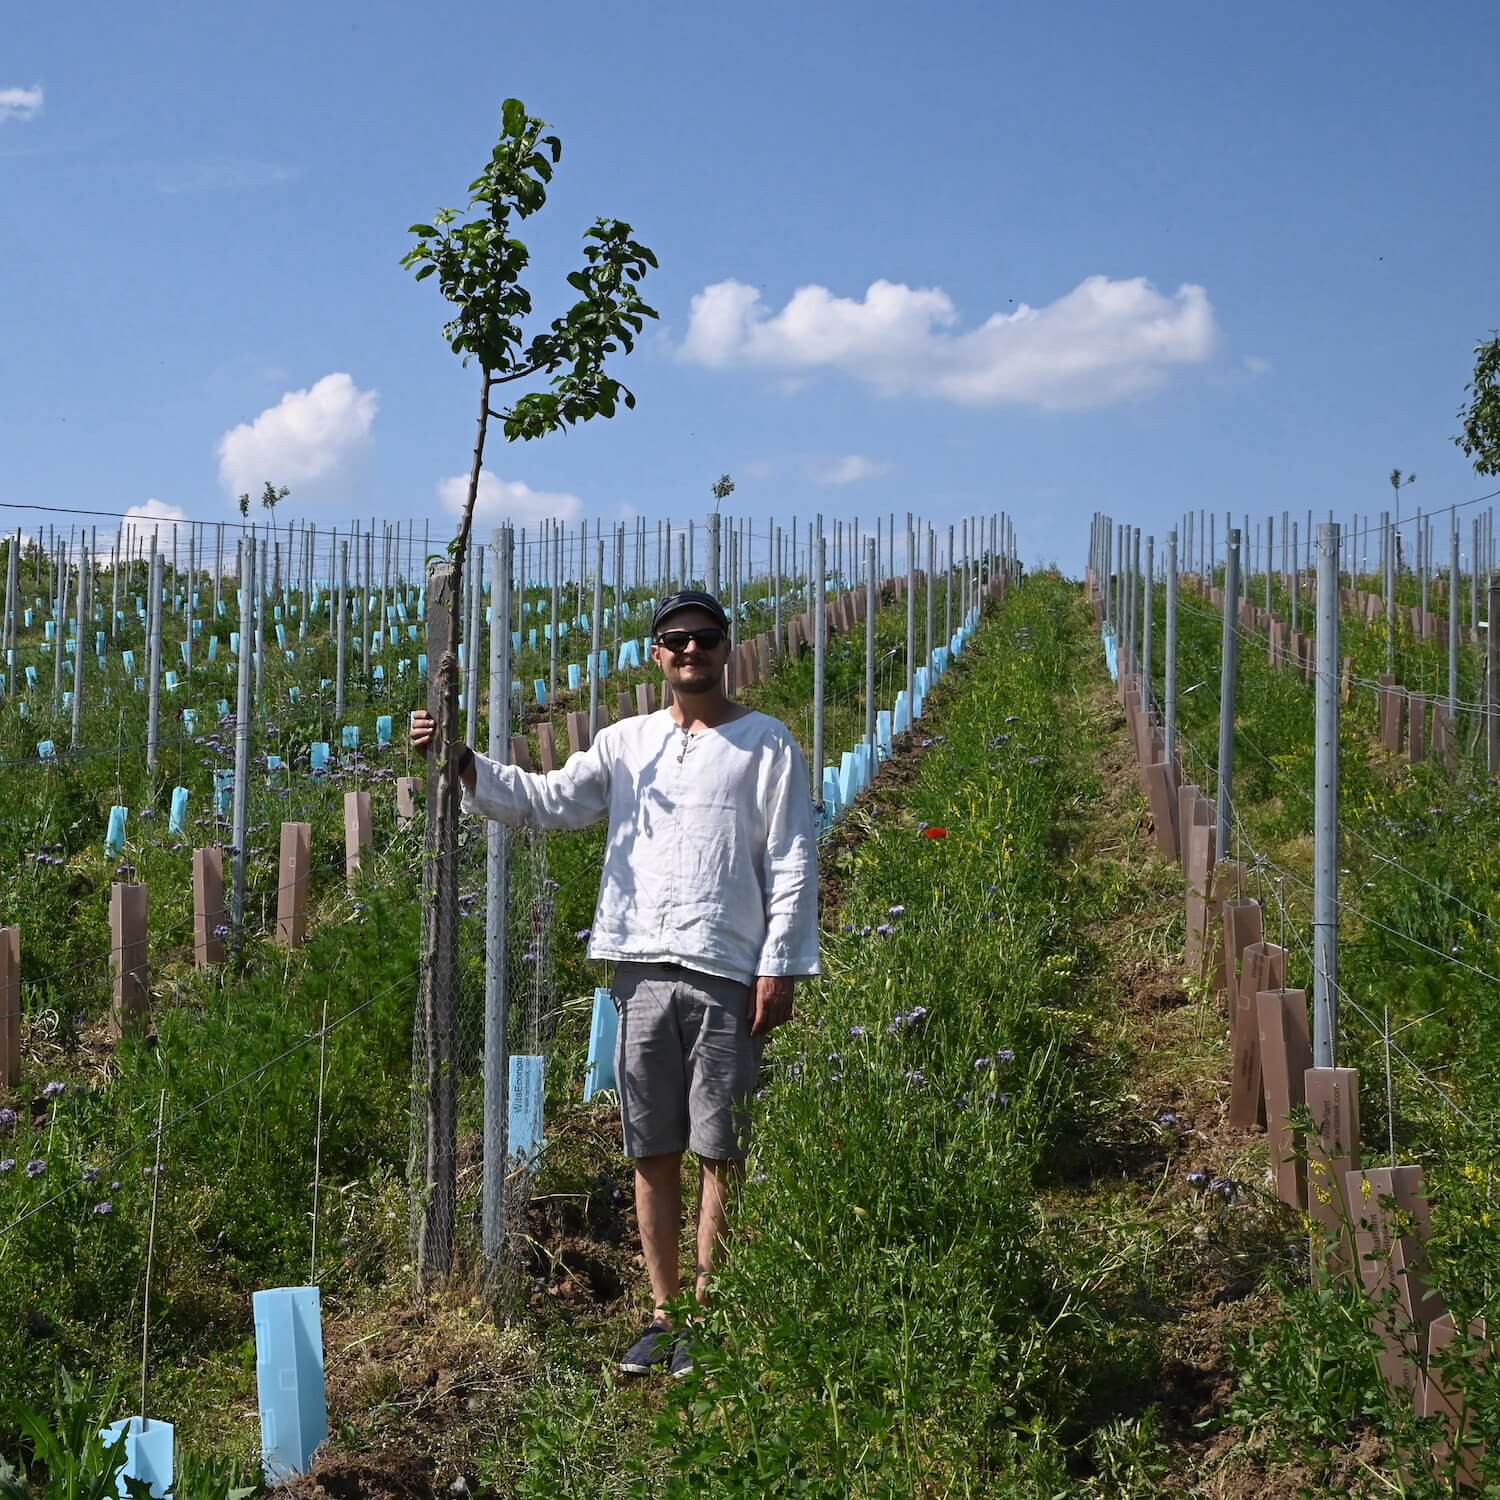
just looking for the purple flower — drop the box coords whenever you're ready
[1158,1111,1180,1128]
[109,1180,121,1191]
[1185,1171,1210,1190]
[887,905,906,918]
[875,924,895,937]
[575,929,592,942]
[93,1201,113,1216]
[849,1026,866,1039]
[0,1108,15,1129]
[0,1159,15,1174]
[24,1159,46,1178]
[996,1047,1015,1065]
[904,1069,927,1088]
[974,1056,992,1071]
[82,1167,101,1184]
[1209,1177,1239,1202]
[41,1081,65,1100]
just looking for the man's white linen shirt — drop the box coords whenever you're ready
[461,709,819,986]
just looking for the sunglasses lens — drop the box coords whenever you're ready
[659,629,724,651]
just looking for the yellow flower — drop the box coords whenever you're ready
[1360,1178,1373,1200]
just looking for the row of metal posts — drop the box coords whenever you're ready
[1091,498,1500,1077]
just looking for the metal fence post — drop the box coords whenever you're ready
[483,526,513,1264]
[230,535,255,937]
[1142,534,1154,715]
[812,529,826,807]
[1313,523,1341,1067]
[1449,520,1460,720]
[865,537,877,764]
[1164,530,1178,759]
[1215,529,1241,862]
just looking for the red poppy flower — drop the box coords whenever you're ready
[923,827,948,840]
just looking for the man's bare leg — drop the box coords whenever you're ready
[694,1155,744,1307]
[634,1151,684,1326]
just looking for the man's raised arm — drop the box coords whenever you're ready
[409,709,610,831]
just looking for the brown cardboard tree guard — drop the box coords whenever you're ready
[1144,760,1180,861]
[1303,1066,1360,1280]
[1183,821,1217,980]
[1207,861,1246,1004]
[1418,1313,1488,1488]
[566,709,590,757]
[1347,1165,1447,1402]
[1256,987,1312,1208]
[344,790,372,882]
[275,822,311,949]
[1407,692,1426,764]
[535,721,557,773]
[1222,902,1264,1024]
[396,776,420,823]
[192,848,225,969]
[1228,934,1280,1131]
[109,883,149,1038]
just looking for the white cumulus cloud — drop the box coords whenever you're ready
[0,86,43,123]
[217,373,377,497]
[815,454,890,486]
[680,274,1217,410]
[117,499,190,566]
[438,471,584,533]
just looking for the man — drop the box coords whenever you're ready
[410,588,818,1379]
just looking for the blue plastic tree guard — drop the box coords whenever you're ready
[533,678,547,706]
[99,1416,174,1499]
[213,770,233,816]
[252,1286,328,1485]
[169,787,190,834]
[341,724,360,749]
[105,806,128,857]
[509,1054,546,1169]
[567,663,582,691]
[37,739,55,760]
[310,742,330,774]
[583,990,618,1102]
[376,714,393,746]
[182,708,197,735]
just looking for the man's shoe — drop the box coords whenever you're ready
[619,1320,671,1376]
[669,1331,696,1380]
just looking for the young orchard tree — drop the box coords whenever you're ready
[1456,333,1500,476]
[402,97,657,1279]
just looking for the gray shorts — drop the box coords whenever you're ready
[612,961,766,1162]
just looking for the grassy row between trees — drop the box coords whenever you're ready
[501,570,1199,1497]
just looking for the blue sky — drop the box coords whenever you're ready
[4,1,1499,572]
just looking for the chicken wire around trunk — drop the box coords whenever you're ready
[407,817,561,1299]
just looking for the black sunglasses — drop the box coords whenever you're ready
[655,627,727,652]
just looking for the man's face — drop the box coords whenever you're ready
[651,606,730,692]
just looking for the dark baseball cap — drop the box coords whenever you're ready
[651,589,730,637]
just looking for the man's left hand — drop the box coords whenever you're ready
[749,975,795,1038]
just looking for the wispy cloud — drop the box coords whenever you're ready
[438,471,583,530]
[681,274,1218,411]
[813,454,890,486]
[153,158,302,194]
[0,85,43,124]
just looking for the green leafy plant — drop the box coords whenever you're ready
[1455,332,1500,474]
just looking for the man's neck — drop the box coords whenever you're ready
[668,687,742,732]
